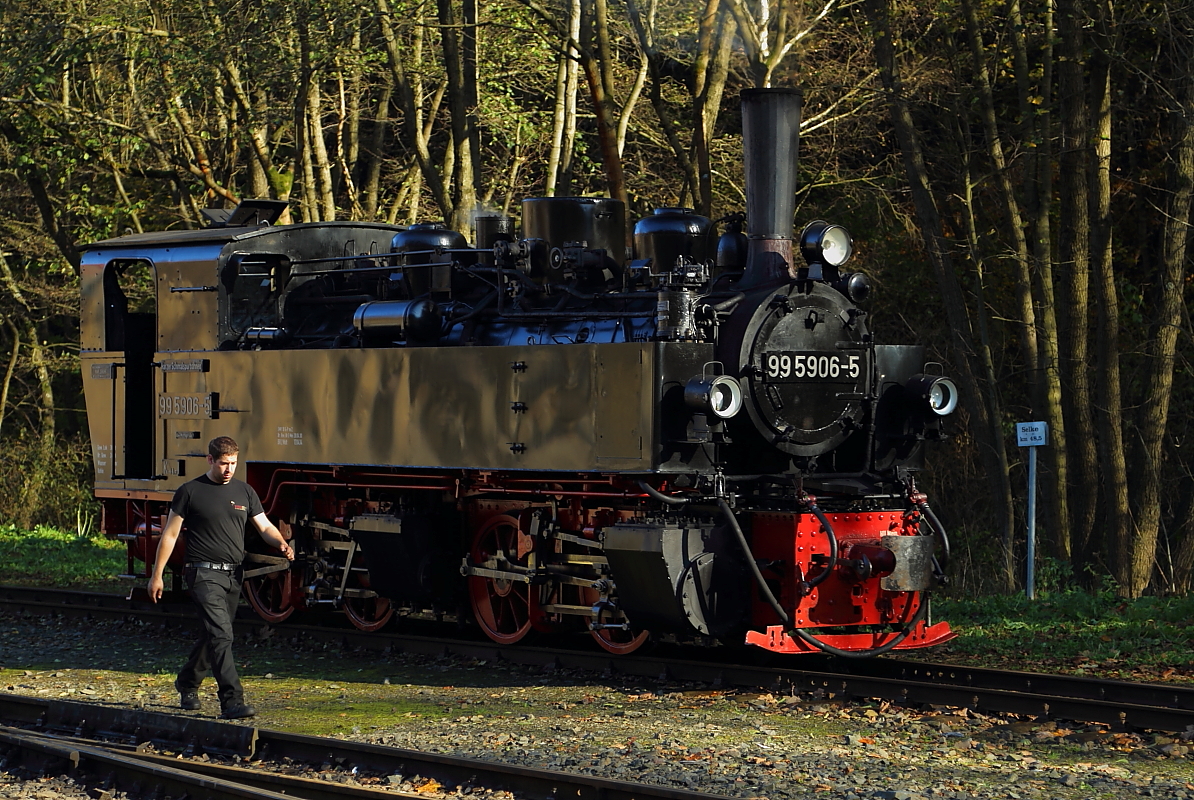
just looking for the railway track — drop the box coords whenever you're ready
[0,694,728,800]
[1,585,1191,732]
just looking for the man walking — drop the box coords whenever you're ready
[148,436,294,719]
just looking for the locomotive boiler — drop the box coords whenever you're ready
[81,89,956,656]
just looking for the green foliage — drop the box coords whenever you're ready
[0,435,99,532]
[0,523,127,591]
[934,589,1194,676]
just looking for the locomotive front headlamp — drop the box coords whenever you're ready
[685,374,744,419]
[800,220,853,268]
[905,374,959,416]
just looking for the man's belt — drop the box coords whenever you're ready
[185,561,241,571]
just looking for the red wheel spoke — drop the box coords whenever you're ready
[244,569,296,624]
[469,514,537,645]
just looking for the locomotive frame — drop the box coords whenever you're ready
[83,89,957,657]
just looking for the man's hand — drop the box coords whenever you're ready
[252,513,295,560]
[149,511,184,604]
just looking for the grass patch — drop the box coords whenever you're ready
[0,524,129,591]
[931,591,1194,682]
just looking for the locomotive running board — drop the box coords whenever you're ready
[744,621,956,655]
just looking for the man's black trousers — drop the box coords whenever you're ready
[176,567,244,708]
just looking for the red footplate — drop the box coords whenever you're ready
[745,621,956,654]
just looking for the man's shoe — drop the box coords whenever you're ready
[179,692,201,711]
[220,703,257,720]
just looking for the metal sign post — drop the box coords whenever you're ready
[1016,421,1048,600]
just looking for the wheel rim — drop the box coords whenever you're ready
[342,556,394,632]
[581,585,649,654]
[244,570,296,624]
[590,626,650,655]
[468,514,538,644]
[343,595,394,632]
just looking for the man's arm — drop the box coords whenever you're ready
[252,513,295,561]
[148,510,184,603]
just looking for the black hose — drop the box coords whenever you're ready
[637,480,691,506]
[718,498,790,625]
[918,502,951,569]
[789,596,929,659]
[803,500,839,590]
[709,292,746,313]
[444,292,498,332]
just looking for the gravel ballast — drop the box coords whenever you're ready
[0,610,1191,800]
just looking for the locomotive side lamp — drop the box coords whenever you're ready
[905,374,959,416]
[799,220,853,280]
[835,271,872,304]
[684,374,744,419]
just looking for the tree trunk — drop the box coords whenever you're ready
[1089,1,1130,587]
[545,38,571,196]
[307,76,337,221]
[626,0,700,205]
[961,0,1067,561]
[376,0,451,219]
[864,0,1016,590]
[1126,42,1194,597]
[1171,471,1194,593]
[1022,0,1069,563]
[957,136,1017,592]
[0,319,18,434]
[579,0,628,207]
[958,0,1039,400]
[438,0,478,230]
[0,122,81,271]
[335,70,363,219]
[692,0,735,217]
[0,253,55,530]
[1055,0,1099,565]
[362,81,393,220]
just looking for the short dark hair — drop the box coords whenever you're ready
[208,436,239,458]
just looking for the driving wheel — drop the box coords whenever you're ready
[468,514,541,644]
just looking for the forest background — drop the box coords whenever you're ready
[0,0,1191,599]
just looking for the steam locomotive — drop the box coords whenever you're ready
[82,89,956,657]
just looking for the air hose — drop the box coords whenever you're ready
[637,480,691,506]
[917,500,951,569]
[790,597,929,659]
[717,498,789,624]
[801,498,839,590]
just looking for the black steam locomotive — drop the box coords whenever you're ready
[84,89,956,656]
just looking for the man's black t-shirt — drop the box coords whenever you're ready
[170,475,265,564]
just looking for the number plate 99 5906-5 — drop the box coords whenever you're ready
[763,352,861,381]
[158,393,218,419]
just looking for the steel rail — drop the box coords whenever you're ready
[6,728,428,800]
[0,724,299,800]
[0,696,731,800]
[1,586,1192,731]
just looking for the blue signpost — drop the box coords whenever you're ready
[1016,421,1048,600]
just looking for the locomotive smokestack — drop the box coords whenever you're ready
[739,88,802,289]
